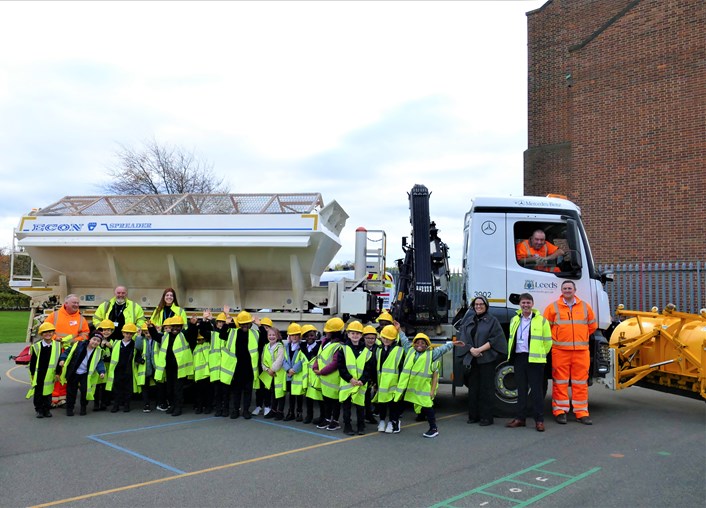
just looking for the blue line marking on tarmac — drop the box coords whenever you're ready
[91,416,217,437]
[87,435,187,475]
[250,418,342,440]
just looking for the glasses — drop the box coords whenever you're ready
[474,303,486,307]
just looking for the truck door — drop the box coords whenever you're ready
[465,211,507,313]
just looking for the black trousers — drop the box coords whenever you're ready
[513,353,545,422]
[377,400,402,422]
[165,365,184,410]
[193,379,212,409]
[230,375,253,412]
[420,406,437,429]
[33,372,51,412]
[305,397,324,419]
[213,381,230,412]
[341,398,365,428]
[66,373,88,410]
[466,360,495,422]
[141,374,165,407]
[112,373,133,408]
[322,395,340,423]
[285,382,303,414]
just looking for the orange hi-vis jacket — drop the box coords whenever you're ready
[46,307,89,342]
[543,296,597,350]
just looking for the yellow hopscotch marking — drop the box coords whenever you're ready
[5,365,31,385]
[30,412,463,507]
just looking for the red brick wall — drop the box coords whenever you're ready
[524,0,706,263]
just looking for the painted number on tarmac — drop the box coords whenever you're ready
[429,459,601,508]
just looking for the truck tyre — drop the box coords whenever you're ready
[492,361,548,418]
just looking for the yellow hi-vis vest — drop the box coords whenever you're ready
[398,350,438,409]
[221,328,260,388]
[508,309,553,363]
[59,342,103,401]
[26,341,62,398]
[208,330,224,382]
[105,340,141,393]
[259,342,286,398]
[373,345,405,403]
[305,351,323,401]
[318,341,342,399]
[136,336,159,387]
[287,347,308,396]
[154,332,194,382]
[338,345,372,405]
[193,342,210,382]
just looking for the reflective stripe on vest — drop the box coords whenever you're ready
[399,350,437,408]
[375,346,404,403]
[318,341,342,398]
[338,346,371,405]
[260,342,286,398]
[26,341,62,398]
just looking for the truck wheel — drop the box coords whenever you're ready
[493,361,549,417]
[493,360,519,418]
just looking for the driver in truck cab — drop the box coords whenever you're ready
[516,229,565,273]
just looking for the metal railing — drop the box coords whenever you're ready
[598,261,705,315]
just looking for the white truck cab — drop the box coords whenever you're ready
[462,195,611,330]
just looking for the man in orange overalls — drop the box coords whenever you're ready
[44,295,89,407]
[516,229,565,272]
[544,280,597,425]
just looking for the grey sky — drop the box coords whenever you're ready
[0,0,547,269]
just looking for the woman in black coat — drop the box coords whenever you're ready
[457,295,507,426]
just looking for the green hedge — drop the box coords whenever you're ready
[0,291,30,310]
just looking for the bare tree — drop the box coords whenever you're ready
[103,139,229,195]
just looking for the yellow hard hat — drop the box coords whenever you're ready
[287,323,302,336]
[122,323,138,334]
[170,315,184,326]
[141,322,148,331]
[98,319,115,330]
[323,317,345,333]
[346,321,364,333]
[216,312,228,322]
[300,324,318,335]
[362,325,378,336]
[413,332,431,346]
[38,322,56,335]
[260,317,274,328]
[380,325,398,341]
[236,311,253,325]
[163,317,174,327]
[376,311,393,323]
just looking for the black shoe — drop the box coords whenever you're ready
[467,418,480,424]
[166,406,174,414]
[171,408,182,417]
[283,412,295,421]
[36,411,44,419]
[391,420,401,433]
[326,420,341,431]
[357,427,366,435]
[156,403,169,412]
[295,412,303,422]
[123,405,130,413]
[203,406,212,415]
[577,416,593,425]
[311,416,322,426]
[303,415,313,424]
[66,408,75,417]
[230,410,240,419]
[79,406,87,416]
[479,419,493,426]
[43,410,52,418]
[195,407,203,415]
[242,410,252,420]
[554,412,567,425]
[110,405,120,413]
[143,404,152,413]
[343,423,355,435]
[316,419,330,429]
[214,409,223,417]
[264,409,275,419]
[274,412,284,421]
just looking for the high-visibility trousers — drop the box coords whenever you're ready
[551,348,590,418]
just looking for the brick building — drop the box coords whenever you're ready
[524,0,705,264]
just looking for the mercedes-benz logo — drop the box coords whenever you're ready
[481,221,497,235]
